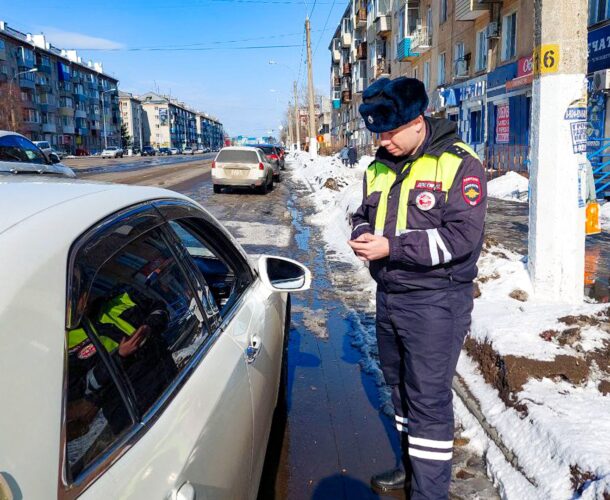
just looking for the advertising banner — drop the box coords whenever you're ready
[496,103,510,143]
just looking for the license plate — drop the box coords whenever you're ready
[226,169,247,178]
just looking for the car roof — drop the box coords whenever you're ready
[0,177,190,237]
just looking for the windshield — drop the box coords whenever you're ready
[105,147,117,151]
[216,149,259,163]
[0,135,47,164]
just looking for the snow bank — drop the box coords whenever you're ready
[487,171,529,202]
[601,201,610,231]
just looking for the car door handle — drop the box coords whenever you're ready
[171,481,196,500]
[246,335,262,363]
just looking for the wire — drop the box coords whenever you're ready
[69,43,302,52]
[309,0,318,18]
[313,0,337,56]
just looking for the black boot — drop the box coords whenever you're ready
[370,467,408,492]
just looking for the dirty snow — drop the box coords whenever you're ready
[602,201,610,231]
[290,151,610,499]
[487,171,529,202]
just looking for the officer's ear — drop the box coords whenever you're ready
[413,115,425,134]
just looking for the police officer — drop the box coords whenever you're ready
[347,77,486,499]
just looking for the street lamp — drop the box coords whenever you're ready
[101,87,117,149]
[269,61,300,151]
[8,67,38,131]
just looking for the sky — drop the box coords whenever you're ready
[0,0,347,137]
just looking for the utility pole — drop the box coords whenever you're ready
[305,17,317,157]
[294,80,301,151]
[287,104,294,149]
[528,0,588,302]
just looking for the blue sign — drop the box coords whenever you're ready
[588,23,610,73]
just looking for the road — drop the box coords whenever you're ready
[80,155,500,499]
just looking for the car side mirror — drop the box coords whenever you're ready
[257,255,311,292]
[50,152,61,164]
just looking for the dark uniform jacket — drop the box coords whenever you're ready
[351,118,487,292]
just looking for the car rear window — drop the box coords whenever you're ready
[216,150,259,163]
[255,146,274,154]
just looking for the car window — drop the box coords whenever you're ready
[65,226,209,479]
[167,219,244,317]
[258,146,273,154]
[216,149,258,163]
[0,135,47,164]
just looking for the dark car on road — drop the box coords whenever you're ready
[142,146,156,156]
[250,144,283,178]
[158,147,171,156]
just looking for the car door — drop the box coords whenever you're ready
[63,205,254,500]
[158,203,284,498]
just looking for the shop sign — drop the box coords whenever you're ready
[506,56,534,90]
[588,23,610,73]
[495,104,510,143]
[460,80,486,101]
[570,121,588,154]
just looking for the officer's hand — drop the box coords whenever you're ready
[118,325,151,357]
[347,235,390,261]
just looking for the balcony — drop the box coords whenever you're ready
[20,96,38,109]
[342,62,352,76]
[21,122,41,133]
[372,59,391,81]
[411,27,432,52]
[38,62,52,74]
[341,90,352,103]
[354,78,365,93]
[42,123,57,133]
[333,75,341,87]
[376,15,391,36]
[356,7,367,26]
[455,0,487,21]
[332,99,341,109]
[341,32,352,47]
[397,38,419,61]
[36,79,52,92]
[19,76,36,90]
[58,106,75,117]
[75,109,88,119]
[40,101,58,113]
[76,127,89,136]
[333,48,341,63]
[356,41,367,60]
[62,125,75,134]
[0,47,6,61]
[90,121,101,130]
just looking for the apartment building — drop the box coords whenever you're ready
[119,91,143,149]
[329,0,535,165]
[139,92,224,149]
[0,21,120,154]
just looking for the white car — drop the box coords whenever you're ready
[169,147,180,155]
[0,177,310,500]
[212,146,275,194]
[101,146,124,158]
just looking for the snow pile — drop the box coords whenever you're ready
[601,201,610,231]
[487,171,529,202]
[290,155,610,499]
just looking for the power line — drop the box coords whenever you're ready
[68,43,302,53]
[313,0,337,56]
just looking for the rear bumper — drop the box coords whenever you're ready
[212,176,265,187]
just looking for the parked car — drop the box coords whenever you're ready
[195,147,205,154]
[0,131,75,178]
[169,147,180,155]
[0,175,310,500]
[101,146,124,158]
[158,147,171,156]
[141,146,156,156]
[32,140,52,156]
[183,147,194,155]
[212,146,275,194]
[51,148,66,159]
[250,144,282,180]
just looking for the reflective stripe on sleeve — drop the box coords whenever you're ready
[394,415,408,424]
[409,436,454,449]
[353,222,370,232]
[430,228,452,264]
[408,448,453,461]
[426,230,440,266]
[396,422,408,433]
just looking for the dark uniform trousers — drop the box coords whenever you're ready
[376,282,473,500]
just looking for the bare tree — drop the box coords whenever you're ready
[0,82,24,132]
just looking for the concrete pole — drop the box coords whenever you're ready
[528,0,588,302]
[305,17,318,157]
[294,81,301,151]
[288,104,294,149]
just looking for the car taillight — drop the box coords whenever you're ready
[212,160,216,168]
[259,162,264,170]
[269,154,278,160]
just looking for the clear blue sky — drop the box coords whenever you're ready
[1,0,346,137]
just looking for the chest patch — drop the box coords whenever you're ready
[462,176,482,206]
[77,343,97,360]
[415,180,442,191]
[415,191,436,211]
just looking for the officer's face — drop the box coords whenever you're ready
[379,115,426,157]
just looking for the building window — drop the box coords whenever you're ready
[426,7,433,43]
[438,53,446,85]
[440,0,447,23]
[589,0,610,25]
[502,11,517,61]
[454,42,465,76]
[424,61,430,90]
[413,67,418,80]
[476,28,488,72]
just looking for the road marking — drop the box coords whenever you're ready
[222,221,292,248]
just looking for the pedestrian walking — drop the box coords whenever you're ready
[348,145,357,168]
[347,77,487,500]
[340,145,349,166]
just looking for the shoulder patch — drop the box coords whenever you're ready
[462,176,482,206]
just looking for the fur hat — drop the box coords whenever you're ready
[359,77,429,133]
